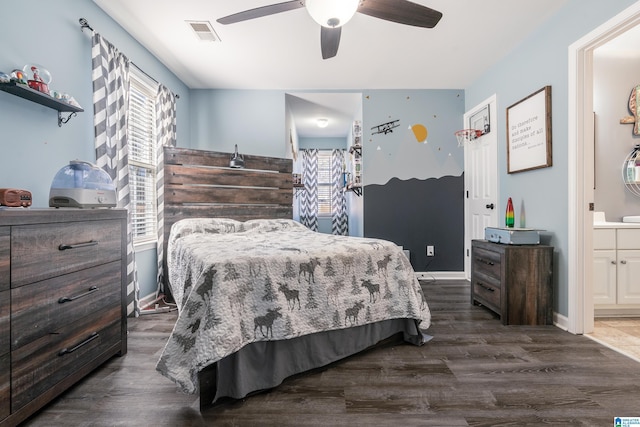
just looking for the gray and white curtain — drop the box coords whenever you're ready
[300,149,319,231]
[91,33,139,316]
[155,85,177,296]
[331,149,348,235]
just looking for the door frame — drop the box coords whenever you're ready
[463,94,498,279]
[568,2,640,334]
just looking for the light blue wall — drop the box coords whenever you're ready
[465,0,638,317]
[299,137,348,150]
[4,0,633,314]
[0,0,190,299]
[190,89,288,157]
[362,90,464,185]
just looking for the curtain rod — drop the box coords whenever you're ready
[79,18,180,99]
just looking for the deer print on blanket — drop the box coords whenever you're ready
[377,254,392,277]
[345,300,365,325]
[278,283,301,310]
[299,257,321,283]
[254,307,283,338]
[361,279,380,303]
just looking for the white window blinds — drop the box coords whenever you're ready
[317,151,333,216]
[128,68,158,244]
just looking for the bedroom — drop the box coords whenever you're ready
[1,0,640,425]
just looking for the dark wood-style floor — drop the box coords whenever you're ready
[22,280,640,426]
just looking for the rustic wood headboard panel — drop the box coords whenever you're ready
[162,146,293,287]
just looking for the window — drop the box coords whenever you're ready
[317,150,335,216]
[128,67,158,244]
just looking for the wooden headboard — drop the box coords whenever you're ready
[162,146,293,286]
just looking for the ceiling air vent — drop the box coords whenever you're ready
[186,21,221,42]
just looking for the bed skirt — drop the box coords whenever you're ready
[198,318,430,408]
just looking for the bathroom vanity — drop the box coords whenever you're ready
[593,215,640,316]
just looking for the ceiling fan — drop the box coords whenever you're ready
[216,0,443,60]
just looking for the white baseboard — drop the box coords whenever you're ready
[415,271,467,281]
[139,291,158,307]
[553,312,569,331]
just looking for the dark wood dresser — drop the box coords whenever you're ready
[0,209,127,426]
[471,239,553,325]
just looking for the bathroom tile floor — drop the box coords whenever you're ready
[587,317,640,362]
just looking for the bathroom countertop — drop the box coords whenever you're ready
[594,221,640,229]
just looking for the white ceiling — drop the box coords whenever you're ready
[93,0,575,137]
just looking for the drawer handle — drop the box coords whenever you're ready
[58,286,99,304]
[475,257,495,266]
[58,332,99,356]
[58,240,98,251]
[478,282,495,292]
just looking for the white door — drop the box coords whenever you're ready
[464,95,498,279]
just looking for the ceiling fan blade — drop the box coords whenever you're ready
[357,0,442,28]
[217,0,304,25]
[320,26,341,60]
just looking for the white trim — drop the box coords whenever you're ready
[415,271,467,281]
[134,239,157,253]
[568,2,640,335]
[553,311,570,332]
[138,291,159,307]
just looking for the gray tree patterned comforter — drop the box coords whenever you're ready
[156,218,431,394]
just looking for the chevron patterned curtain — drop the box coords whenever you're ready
[155,85,177,296]
[300,149,319,231]
[92,33,139,316]
[331,149,348,235]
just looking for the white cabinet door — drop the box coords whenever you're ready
[593,249,617,305]
[617,249,640,304]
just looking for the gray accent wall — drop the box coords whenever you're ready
[361,89,465,271]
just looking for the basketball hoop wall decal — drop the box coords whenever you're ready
[455,129,483,147]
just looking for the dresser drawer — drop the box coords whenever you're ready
[10,219,122,287]
[11,261,121,349]
[0,353,8,421]
[0,227,8,292]
[0,290,8,357]
[472,246,502,279]
[11,306,121,412]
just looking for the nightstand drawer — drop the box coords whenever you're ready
[10,219,122,287]
[472,246,501,279]
[11,261,121,349]
[472,274,501,311]
[11,306,121,412]
[0,228,8,292]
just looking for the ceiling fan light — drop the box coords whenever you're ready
[306,0,359,28]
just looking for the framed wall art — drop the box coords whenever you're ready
[506,86,552,173]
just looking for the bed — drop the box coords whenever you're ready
[156,147,431,408]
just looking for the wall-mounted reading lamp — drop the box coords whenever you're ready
[229,144,245,169]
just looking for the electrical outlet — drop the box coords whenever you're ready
[426,245,434,257]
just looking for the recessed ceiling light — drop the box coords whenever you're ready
[317,118,329,128]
